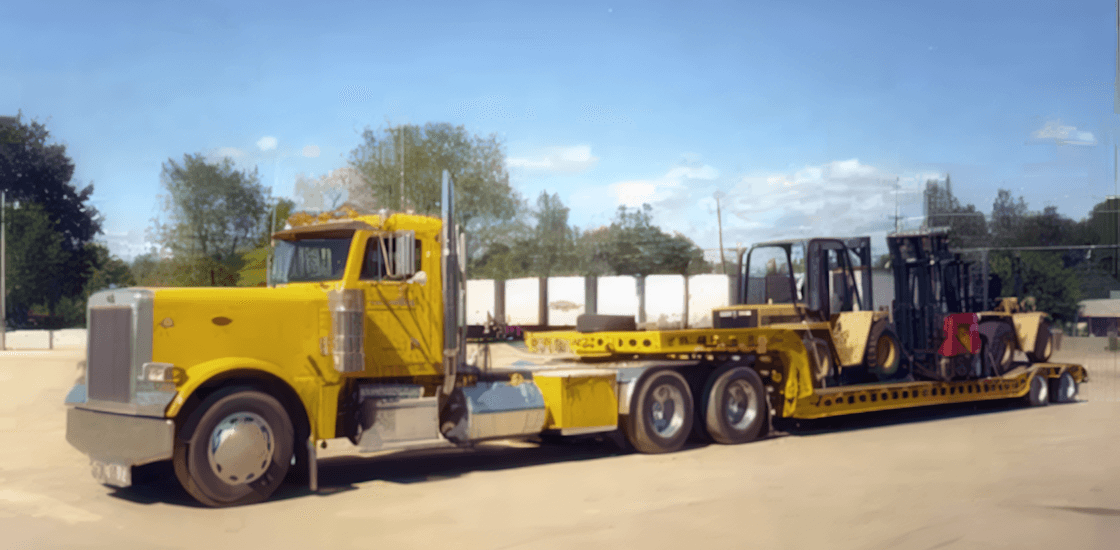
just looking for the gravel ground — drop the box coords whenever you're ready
[0,341,1117,549]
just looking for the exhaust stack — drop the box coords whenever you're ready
[441,170,461,394]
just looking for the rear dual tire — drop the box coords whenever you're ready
[1048,371,1078,404]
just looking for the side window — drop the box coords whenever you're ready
[360,237,386,280]
[360,234,423,280]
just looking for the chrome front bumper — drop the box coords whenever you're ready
[65,406,175,487]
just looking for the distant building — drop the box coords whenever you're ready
[1078,299,1120,337]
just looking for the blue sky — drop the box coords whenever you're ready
[2,0,1116,261]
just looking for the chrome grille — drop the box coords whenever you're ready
[87,306,133,402]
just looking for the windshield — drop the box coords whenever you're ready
[745,243,806,304]
[271,238,353,283]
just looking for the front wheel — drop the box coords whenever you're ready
[1026,320,1053,363]
[703,366,767,445]
[173,388,294,507]
[623,370,694,454]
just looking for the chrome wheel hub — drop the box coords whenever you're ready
[649,384,685,438]
[208,412,273,485]
[724,380,758,431]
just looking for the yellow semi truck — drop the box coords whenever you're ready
[65,172,1087,507]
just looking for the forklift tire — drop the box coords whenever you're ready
[865,323,902,381]
[702,366,767,445]
[576,314,636,333]
[1026,320,1053,363]
[979,321,1015,375]
[623,370,694,454]
[1049,371,1078,404]
[1022,374,1050,407]
[173,388,294,507]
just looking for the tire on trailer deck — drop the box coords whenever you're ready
[576,314,637,333]
[173,387,294,507]
[702,366,767,445]
[622,369,694,454]
[865,323,902,381]
[1049,371,1078,404]
[1026,320,1053,363]
[979,321,1016,375]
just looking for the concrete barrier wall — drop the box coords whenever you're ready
[3,329,87,350]
[688,275,730,328]
[466,279,496,325]
[645,275,685,328]
[546,277,585,326]
[597,276,639,319]
[505,278,541,325]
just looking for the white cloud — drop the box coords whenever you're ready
[301,145,320,158]
[608,163,720,209]
[257,136,278,151]
[1031,119,1096,146]
[507,145,599,173]
[207,147,245,161]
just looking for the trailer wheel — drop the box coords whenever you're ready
[1022,374,1050,407]
[173,388,294,507]
[703,366,766,445]
[623,370,694,454]
[1026,320,1053,363]
[865,323,902,381]
[576,314,636,333]
[979,321,1015,375]
[1049,371,1078,404]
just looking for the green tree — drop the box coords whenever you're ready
[600,204,709,276]
[0,114,104,320]
[152,154,270,285]
[989,188,1034,247]
[348,122,523,258]
[52,243,137,327]
[990,252,1081,321]
[529,191,578,277]
[0,114,101,251]
[924,175,989,249]
[3,202,66,326]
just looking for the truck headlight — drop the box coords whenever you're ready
[140,362,176,382]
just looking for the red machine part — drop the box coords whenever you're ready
[938,313,980,357]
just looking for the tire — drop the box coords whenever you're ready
[623,370,694,454]
[806,338,833,383]
[576,314,636,333]
[1022,374,1050,407]
[702,366,767,445]
[979,321,1015,375]
[173,388,294,507]
[865,323,902,381]
[1026,320,1053,363]
[1048,371,1078,404]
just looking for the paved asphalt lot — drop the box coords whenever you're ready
[1,340,1118,549]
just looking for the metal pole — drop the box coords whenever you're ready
[716,195,726,274]
[399,126,405,211]
[1,190,5,350]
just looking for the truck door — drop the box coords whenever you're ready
[354,232,438,377]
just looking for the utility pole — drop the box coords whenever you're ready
[399,126,405,211]
[715,193,726,274]
[893,177,901,233]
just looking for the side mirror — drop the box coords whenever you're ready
[407,271,428,286]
